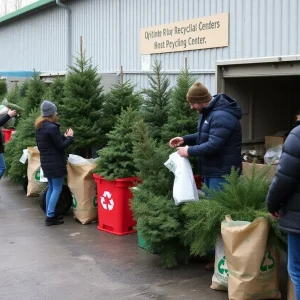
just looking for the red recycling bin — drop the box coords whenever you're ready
[93,174,138,236]
[2,128,16,143]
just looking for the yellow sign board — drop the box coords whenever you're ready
[140,13,229,55]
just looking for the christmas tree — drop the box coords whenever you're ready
[142,60,172,141]
[23,73,47,116]
[94,107,141,180]
[131,120,189,268]
[182,166,287,257]
[18,80,30,101]
[162,68,198,143]
[0,79,7,100]
[60,53,104,158]
[4,109,40,183]
[45,76,65,110]
[99,81,142,148]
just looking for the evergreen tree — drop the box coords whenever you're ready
[0,79,7,100]
[18,80,30,100]
[60,53,104,158]
[45,76,65,111]
[162,68,198,143]
[94,107,141,180]
[142,60,172,141]
[131,120,189,268]
[23,73,46,116]
[182,166,287,257]
[99,81,142,148]
[4,109,39,183]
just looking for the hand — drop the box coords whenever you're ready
[176,145,189,157]
[269,212,280,219]
[66,128,74,137]
[169,137,184,148]
[8,109,17,117]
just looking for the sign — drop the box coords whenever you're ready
[140,13,229,55]
[100,191,114,211]
[141,55,151,71]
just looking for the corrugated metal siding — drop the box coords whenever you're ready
[0,0,300,92]
[0,5,66,72]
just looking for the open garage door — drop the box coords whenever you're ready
[216,55,300,144]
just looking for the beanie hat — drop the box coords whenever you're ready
[186,82,212,103]
[41,100,57,117]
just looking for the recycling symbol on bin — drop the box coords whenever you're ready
[101,191,114,211]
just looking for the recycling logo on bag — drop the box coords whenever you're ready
[72,194,77,209]
[218,256,228,277]
[260,249,275,272]
[100,191,114,211]
[34,169,41,181]
[93,196,97,208]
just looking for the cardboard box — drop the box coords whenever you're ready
[265,131,288,150]
[242,162,277,180]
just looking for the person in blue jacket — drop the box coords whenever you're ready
[266,123,300,300]
[35,100,73,226]
[0,109,17,179]
[169,82,242,270]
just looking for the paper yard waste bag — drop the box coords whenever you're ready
[211,236,228,291]
[221,216,281,300]
[288,276,296,300]
[67,155,97,224]
[27,147,47,197]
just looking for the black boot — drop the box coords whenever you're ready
[55,215,64,220]
[45,216,64,226]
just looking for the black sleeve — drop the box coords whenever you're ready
[48,126,73,153]
[0,114,11,127]
[266,132,300,213]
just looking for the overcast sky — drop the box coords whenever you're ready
[0,0,37,17]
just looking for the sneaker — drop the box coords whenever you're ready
[55,215,64,220]
[45,216,64,226]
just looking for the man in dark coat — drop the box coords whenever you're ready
[0,109,17,179]
[266,125,300,299]
[169,82,242,189]
[169,82,243,271]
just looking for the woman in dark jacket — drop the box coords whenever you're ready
[0,109,17,179]
[266,123,300,300]
[35,100,73,226]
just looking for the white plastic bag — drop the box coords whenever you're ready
[164,152,199,205]
[211,236,228,291]
[68,154,97,165]
[19,149,29,164]
[264,145,282,165]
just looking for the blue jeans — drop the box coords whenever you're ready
[203,177,226,191]
[203,177,226,257]
[288,232,300,300]
[0,153,6,178]
[46,177,64,218]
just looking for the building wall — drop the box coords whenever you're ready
[0,0,300,93]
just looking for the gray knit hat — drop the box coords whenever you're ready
[41,100,57,117]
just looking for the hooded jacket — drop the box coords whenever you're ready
[266,125,300,233]
[183,94,242,178]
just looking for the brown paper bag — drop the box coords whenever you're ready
[288,276,296,300]
[221,216,281,300]
[27,147,47,197]
[67,156,97,225]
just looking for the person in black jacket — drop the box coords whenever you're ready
[35,100,73,226]
[169,82,242,271]
[0,109,17,179]
[169,82,242,188]
[266,124,300,300]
